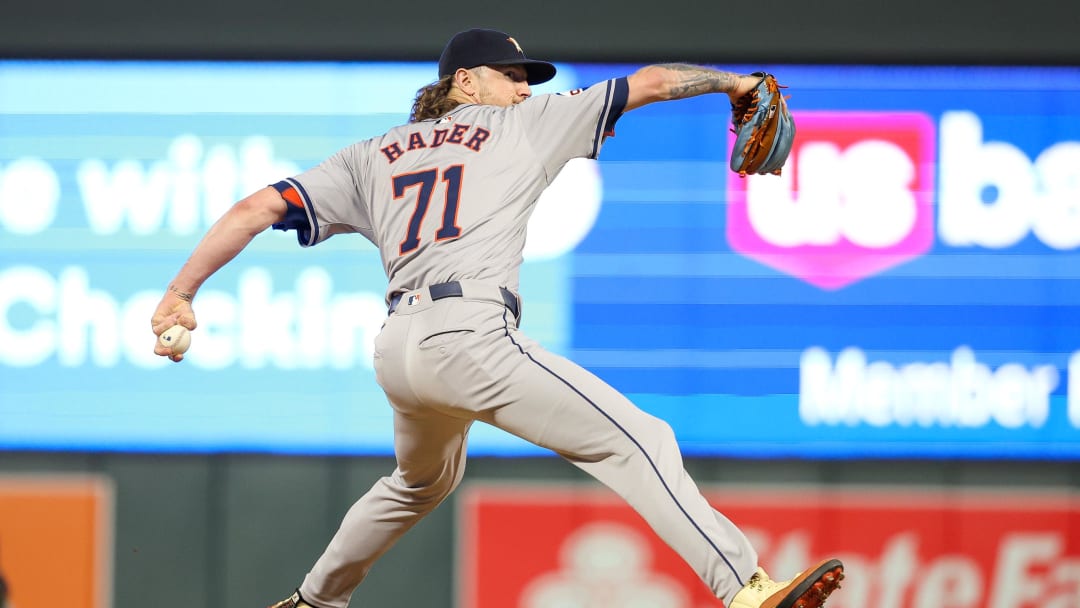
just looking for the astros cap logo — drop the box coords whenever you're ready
[507,37,524,55]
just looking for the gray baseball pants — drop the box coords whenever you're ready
[298,281,757,606]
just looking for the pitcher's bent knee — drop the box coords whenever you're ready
[381,466,465,511]
[630,412,678,450]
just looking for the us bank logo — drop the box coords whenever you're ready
[727,112,937,289]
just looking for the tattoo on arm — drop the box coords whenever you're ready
[169,284,194,302]
[656,63,741,99]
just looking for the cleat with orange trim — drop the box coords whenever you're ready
[267,590,320,608]
[729,559,845,608]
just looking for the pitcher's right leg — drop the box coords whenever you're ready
[298,410,472,607]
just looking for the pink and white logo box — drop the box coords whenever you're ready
[727,112,937,290]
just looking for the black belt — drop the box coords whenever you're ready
[388,281,520,319]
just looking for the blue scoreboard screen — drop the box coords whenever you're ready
[1,61,1078,458]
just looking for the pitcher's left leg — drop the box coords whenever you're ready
[481,327,758,602]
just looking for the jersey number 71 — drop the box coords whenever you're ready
[392,165,464,255]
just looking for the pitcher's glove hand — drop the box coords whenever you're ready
[729,72,795,177]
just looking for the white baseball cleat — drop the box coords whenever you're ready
[729,559,845,608]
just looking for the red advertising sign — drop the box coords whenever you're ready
[459,485,1080,608]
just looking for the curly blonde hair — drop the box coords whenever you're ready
[409,75,462,123]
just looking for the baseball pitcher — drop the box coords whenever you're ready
[151,28,844,608]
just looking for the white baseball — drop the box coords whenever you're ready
[159,325,191,354]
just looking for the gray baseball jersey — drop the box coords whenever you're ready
[271,77,758,608]
[273,79,624,301]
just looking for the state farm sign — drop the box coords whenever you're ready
[458,485,1080,608]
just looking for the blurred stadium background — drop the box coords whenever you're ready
[2,1,1080,607]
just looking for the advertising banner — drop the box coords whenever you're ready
[0,475,113,608]
[459,484,1080,608]
[1,61,1078,457]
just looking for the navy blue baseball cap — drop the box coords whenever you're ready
[438,28,557,85]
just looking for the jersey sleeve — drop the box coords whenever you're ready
[514,77,629,177]
[270,143,375,247]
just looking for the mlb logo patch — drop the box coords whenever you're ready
[407,293,422,306]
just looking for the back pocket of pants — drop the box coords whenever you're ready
[417,328,474,351]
